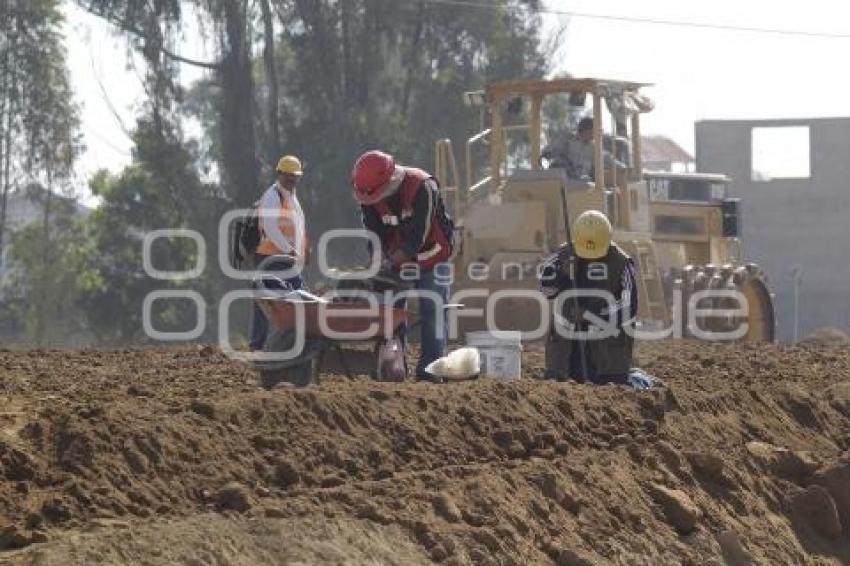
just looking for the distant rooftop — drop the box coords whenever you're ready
[642,135,693,165]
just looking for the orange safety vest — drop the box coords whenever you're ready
[256,188,307,257]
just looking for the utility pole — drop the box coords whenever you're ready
[790,267,802,342]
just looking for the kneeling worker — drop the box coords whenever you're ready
[539,210,638,384]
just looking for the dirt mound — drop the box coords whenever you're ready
[801,328,849,345]
[6,515,429,565]
[2,341,850,564]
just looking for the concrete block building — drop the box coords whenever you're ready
[695,118,850,341]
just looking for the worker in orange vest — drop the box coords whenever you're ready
[250,155,308,351]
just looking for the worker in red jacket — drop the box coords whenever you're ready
[351,150,455,381]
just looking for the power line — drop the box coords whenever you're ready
[416,0,850,39]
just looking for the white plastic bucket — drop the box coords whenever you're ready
[465,331,522,381]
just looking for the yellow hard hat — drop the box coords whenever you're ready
[276,155,303,176]
[572,210,612,259]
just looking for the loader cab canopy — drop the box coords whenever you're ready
[466,77,654,195]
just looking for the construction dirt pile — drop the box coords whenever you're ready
[2,341,850,564]
[801,328,849,346]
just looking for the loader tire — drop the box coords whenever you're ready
[679,263,775,342]
[733,264,776,342]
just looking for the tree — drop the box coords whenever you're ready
[76,0,261,206]
[5,187,89,346]
[184,0,549,243]
[259,0,282,164]
[75,118,222,344]
[80,0,550,213]
[64,0,553,345]
[0,0,82,345]
[0,0,81,252]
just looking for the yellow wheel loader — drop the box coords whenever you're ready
[434,77,775,341]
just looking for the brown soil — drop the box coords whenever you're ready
[801,328,848,345]
[2,340,850,564]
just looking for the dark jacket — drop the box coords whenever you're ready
[540,241,637,382]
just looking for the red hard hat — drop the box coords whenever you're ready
[351,150,400,205]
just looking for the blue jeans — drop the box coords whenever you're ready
[395,267,450,377]
[250,254,303,351]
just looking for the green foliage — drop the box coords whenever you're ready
[180,0,549,251]
[1,0,82,217]
[0,0,82,345]
[82,0,552,242]
[74,118,221,343]
[54,0,552,345]
[267,0,548,237]
[5,188,89,345]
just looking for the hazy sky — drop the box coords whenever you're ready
[63,0,850,202]
[551,0,850,151]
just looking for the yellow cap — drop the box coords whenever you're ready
[572,210,612,259]
[276,155,303,176]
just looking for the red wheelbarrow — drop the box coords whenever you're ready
[253,275,410,388]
